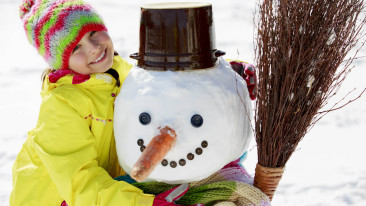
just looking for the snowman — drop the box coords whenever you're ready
[114,56,252,182]
[114,2,270,205]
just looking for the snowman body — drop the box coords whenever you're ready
[114,58,252,184]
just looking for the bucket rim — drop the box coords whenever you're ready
[141,2,212,9]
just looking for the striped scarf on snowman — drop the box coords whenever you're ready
[116,157,271,206]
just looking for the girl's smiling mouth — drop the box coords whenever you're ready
[90,49,106,64]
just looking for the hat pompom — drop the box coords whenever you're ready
[19,0,35,19]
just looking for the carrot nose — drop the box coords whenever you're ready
[130,126,177,182]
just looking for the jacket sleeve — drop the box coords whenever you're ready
[31,91,154,206]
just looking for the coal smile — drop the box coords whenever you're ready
[137,139,208,168]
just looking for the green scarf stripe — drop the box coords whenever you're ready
[178,181,237,205]
[50,16,104,69]
[132,182,177,194]
[38,1,86,55]
[132,181,238,206]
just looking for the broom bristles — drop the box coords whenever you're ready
[255,0,366,168]
[253,0,366,200]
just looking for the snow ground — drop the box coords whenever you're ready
[0,0,365,205]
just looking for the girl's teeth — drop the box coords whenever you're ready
[93,50,105,63]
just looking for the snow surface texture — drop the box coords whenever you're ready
[114,58,252,184]
[0,0,365,205]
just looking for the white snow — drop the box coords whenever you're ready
[0,0,365,205]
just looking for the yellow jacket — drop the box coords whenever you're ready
[10,55,154,206]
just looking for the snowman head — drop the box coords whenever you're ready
[114,58,252,184]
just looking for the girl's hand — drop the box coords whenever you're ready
[153,184,204,206]
[229,60,257,100]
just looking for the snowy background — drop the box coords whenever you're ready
[0,0,365,205]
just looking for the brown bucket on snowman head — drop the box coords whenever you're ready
[130,2,225,71]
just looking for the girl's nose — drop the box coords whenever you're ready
[87,39,100,54]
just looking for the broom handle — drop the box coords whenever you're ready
[253,164,285,201]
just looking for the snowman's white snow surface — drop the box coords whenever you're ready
[114,58,253,184]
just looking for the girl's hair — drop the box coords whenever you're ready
[41,68,56,83]
[41,51,120,83]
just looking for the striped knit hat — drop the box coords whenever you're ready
[19,0,107,70]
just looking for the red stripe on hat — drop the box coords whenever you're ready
[59,23,107,70]
[43,5,93,61]
[22,0,43,43]
[33,0,71,49]
[24,0,46,20]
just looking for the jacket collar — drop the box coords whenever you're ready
[49,69,90,84]
[43,55,124,93]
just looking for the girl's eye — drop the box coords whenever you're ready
[191,114,203,128]
[90,31,96,36]
[72,45,80,53]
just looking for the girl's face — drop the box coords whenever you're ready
[68,31,114,75]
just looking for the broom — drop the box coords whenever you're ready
[253,0,366,201]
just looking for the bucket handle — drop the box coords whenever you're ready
[130,52,140,60]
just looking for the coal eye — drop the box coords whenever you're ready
[191,114,203,128]
[139,112,151,125]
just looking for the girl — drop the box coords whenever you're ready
[11,0,205,205]
[11,0,256,205]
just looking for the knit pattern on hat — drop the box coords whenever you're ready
[19,0,107,70]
